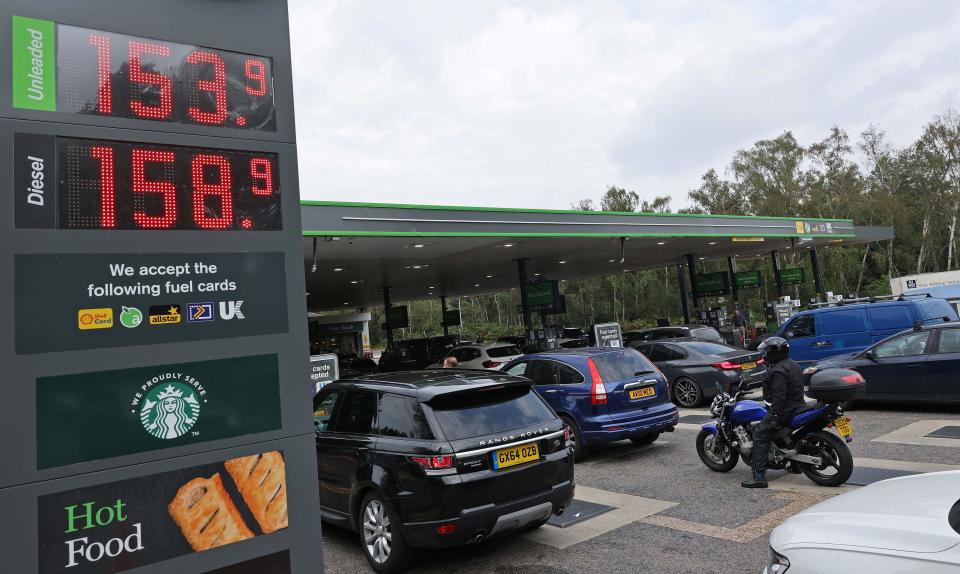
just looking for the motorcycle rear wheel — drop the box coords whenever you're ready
[797,430,853,487]
[696,429,739,472]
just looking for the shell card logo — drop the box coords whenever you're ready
[78,308,113,330]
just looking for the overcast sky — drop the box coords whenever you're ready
[289,0,960,210]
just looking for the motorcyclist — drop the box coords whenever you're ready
[741,336,806,488]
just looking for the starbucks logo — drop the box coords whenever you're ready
[138,381,201,439]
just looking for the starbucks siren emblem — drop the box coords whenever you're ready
[139,382,200,439]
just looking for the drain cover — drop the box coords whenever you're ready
[926,426,960,439]
[845,467,920,486]
[545,500,614,529]
[679,415,714,424]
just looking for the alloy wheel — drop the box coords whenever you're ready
[674,378,701,408]
[362,499,392,564]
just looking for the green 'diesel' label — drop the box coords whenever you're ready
[12,15,56,111]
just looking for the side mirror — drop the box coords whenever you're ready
[863,349,876,361]
[784,331,795,339]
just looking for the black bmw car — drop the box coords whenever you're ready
[629,339,766,407]
[314,370,574,573]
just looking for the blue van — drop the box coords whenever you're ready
[774,297,959,366]
[501,348,679,461]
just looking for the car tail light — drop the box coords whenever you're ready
[435,524,458,535]
[411,455,455,470]
[563,427,571,443]
[712,361,738,370]
[482,360,502,369]
[587,358,607,404]
[756,358,765,365]
[841,373,865,384]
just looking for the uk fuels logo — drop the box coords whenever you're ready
[78,308,113,330]
[218,300,245,320]
[148,305,182,325]
[187,303,214,323]
[131,373,207,440]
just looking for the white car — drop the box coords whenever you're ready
[430,343,523,370]
[765,470,960,573]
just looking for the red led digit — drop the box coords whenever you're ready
[250,158,274,195]
[88,35,112,114]
[244,59,267,97]
[186,51,228,125]
[132,148,177,228]
[191,154,233,229]
[128,41,173,119]
[90,146,116,228]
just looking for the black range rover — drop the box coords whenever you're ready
[313,370,574,573]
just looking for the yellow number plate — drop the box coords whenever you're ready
[493,442,540,470]
[741,362,757,370]
[629,387,656,400]
[834,417,853,437]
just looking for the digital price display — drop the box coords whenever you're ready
[56,24,276,130]
[15,134,281,230]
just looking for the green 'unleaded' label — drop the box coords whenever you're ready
[12,15,56,111]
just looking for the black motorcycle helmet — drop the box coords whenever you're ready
[758,336,790,363]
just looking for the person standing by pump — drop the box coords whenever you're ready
[741,336,806,489]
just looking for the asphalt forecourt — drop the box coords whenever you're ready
[322,402,960,574]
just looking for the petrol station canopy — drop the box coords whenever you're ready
[301,201,893,312]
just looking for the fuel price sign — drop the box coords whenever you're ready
[16,134,281,230]
[14,17,277,130]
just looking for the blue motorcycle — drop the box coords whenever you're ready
[695,369,864,487]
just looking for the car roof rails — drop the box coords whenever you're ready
[807,293,915,309]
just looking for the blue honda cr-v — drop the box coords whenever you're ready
[502,348,679,461]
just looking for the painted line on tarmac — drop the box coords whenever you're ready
[767,456,960,495]
[873,420,960,448]
[521,485,676,550]
[639,491,828,544]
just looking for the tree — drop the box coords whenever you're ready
[600,186,640,212]
[730,132,808,217]
[688,168,746,215]
[571,198,595,211]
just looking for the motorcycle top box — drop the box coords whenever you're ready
[807,368,866,402]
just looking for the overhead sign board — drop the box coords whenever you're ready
[385,305,410,329]
[1,1,322,571]
[781,267,806,285]
[527,280,560,308]
[734,270,763,289]
[694,271,730,297]
[443,309,462,327]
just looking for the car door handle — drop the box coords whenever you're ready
[906,363,922,368]
[542,389,559,394]
[814,341,834,347]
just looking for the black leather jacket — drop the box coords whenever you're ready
[762,357,806,423]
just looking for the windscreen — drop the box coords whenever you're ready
[593,348,658,381]
[487,345,521,358]
[429,386,555,440]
